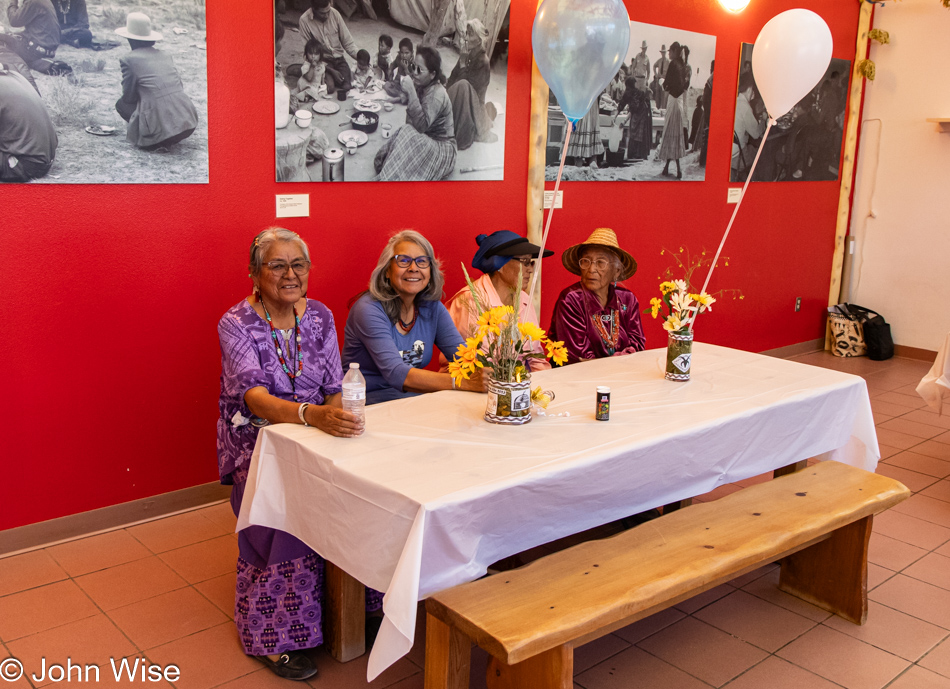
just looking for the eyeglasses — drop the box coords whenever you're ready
[514,257,535,267]
[578,257,610,271]
[264,260,311,275]
[392,254,432,269]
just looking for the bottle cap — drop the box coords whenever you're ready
[350,363,360,369]
[597,386,610,393]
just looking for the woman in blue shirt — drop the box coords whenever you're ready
[342,230,486,404]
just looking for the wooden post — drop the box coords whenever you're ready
[778,515,872,624]
[324,561,366,662]
[425,614,472,689]
[825,1,874,349]
[486,644,573,689]
[423,0,453,48]
[526,0,548,316]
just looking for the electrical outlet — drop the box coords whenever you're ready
[795,297,802,312]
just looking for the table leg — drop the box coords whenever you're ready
[424,614,471,689]
[774,460,809,479]
[487,644,573,689]
[662,498,692,514]
[324,561,365,662]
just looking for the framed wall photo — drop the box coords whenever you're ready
[543,20,716,182]
[0,0,209,184]
[274,0,510,182]
[731,42,849,183]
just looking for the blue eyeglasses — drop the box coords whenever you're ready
[392,254,432,269]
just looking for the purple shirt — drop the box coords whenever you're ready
[216,299,343,483]
[549,282,646,365]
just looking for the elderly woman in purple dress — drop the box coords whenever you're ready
[549,228,645,365]
[217,228,378,681]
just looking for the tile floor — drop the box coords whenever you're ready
[1,352,949,689]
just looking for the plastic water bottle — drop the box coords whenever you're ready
[342,363,366,425]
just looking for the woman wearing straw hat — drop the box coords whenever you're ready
[549,228,645,365]
[114,12,198,150]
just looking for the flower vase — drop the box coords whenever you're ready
[485,377,532,425]
[665,331,693,381]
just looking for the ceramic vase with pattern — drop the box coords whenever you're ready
[485,377,532,425]
[665,331,693,381]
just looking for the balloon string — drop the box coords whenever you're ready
[527,116,573,308]
[690,118,774,333]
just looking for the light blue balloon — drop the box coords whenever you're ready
[532,0,631,123]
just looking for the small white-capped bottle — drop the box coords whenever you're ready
[342,363,366,424]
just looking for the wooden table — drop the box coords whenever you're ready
[237,344,879,680]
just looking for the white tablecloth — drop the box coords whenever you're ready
[917,333,950,414]
[236,344,878,680]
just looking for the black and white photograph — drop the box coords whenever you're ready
[274,0,509,182]
[544,20,715,182]
[731,43,849,183]
[0,0,208,184]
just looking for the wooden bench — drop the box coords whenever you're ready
[423,460,910,689]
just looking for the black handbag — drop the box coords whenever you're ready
[846,304,894,361]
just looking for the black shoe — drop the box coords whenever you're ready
[365,615,383,649]
[258,651,318,681]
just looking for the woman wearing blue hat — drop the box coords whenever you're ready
[440,230,554,372]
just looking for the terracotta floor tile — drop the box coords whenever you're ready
[874,391,929,410]
[306,647,420,689]
[46,531,151,577]
[692,483,743,503]
[106,586,228,650]
[740,568,833,622]
[876,464,940,493]
[126,511,231,554]
[913,441,950,463]
[198,502,237,532]
[722,656,840,689]
[868,563,897,591]
[636,616,767,687]
[574,644,711,689]
[6,615,135,688]
[612,607,685,645]
[213,667,309,689]
[876,505,950,550]
[573,633,630,675]
[776,624,908,689]
[876,428,927,451]
[0,642,36,689]
[728,563,779,589]
[871,400,918,418]
[74,556,187,611]
[194,571,237,619]
[734,472,773,488]
[893,494,950,529]
[157,535,238,585]
[939,431,950,445]
[886,665,950,688]
[144,622,259,689]
[0,580,98,641]
[673,583,734,615]
[885,451,950,479]
[904,552,950,591]
[823,600,947,662]
[919,636,950,679]
[91,654,175,687]
[879,444,902,460]
[937,540,950,558]
[923,481,950,504]
[0,550,68,598]
[868,532,929,571]
[870,574,950,630]
[386,675,426,689]
[694,589,817,652]
[874,411,895,425]
[904,410,950,431]
[879,418,948,440]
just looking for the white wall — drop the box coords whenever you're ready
[849,0,950,351]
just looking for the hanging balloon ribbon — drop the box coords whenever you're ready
[527,0,631,305]
[692,9,833,331]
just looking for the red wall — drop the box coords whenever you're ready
[1,0,859,531]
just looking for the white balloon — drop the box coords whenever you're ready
[752,9,833,120]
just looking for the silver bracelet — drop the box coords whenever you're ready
[298,403,311,426]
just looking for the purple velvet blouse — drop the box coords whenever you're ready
[549,282,646,365]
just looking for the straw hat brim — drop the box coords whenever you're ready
[562,233,637,282]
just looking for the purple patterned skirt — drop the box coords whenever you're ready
[230,477,383,656]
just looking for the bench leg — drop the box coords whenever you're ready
[773,459,809,479]
[486,644,573,689]
[424,614,471,689]
[324,561,366,662]
[778,515,872,625]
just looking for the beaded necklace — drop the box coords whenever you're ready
[259,295,304,400]
[397,305,417,332]
[592,311,619,356]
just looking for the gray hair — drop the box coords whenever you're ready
[368,230,445,322]
[249,227,311,276]
[467,18,489,52]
